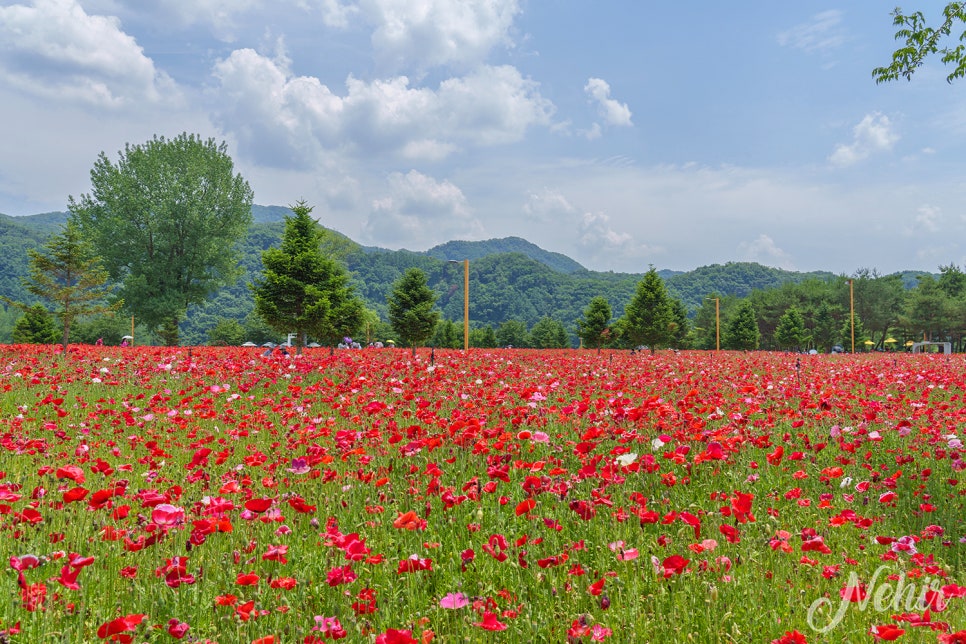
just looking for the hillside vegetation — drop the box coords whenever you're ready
[0,207,892,345]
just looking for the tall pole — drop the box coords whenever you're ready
[849,279,855,354]
[462,259,469,351]
[131,316,135,347]
[715,298,720,351]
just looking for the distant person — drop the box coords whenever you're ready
[120,339,129,347]
[95,338,103,346]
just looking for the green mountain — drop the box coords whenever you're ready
[426,237,586,273]
[0,205,900,345]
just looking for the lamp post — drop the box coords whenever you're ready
[447,259,469,351]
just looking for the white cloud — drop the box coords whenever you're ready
[0,0,178,108]
[909,204,942,234]
[360,0,521,70]
[829,112,899,167]
[523,188,576,222]
[584,77,632,127]
[311,0,360,28]
[777,10,845,55]
[211,48,554,167]
[155,0,261,37]
[362,170,482,247]
[737,234,796,270]
[519,187,651,267]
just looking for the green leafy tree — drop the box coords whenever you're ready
[496,319,529,347]
[12,304,59,344]
[577,296,612,353]
[12,221,120,352]
[432,319,462,349]
[208,318,246,346]
[69,133,253,345]
[0,304,20,343]
[904,275,954,343]
[242,310,280,346]
[724,300,760,350]
[469,325,498,348]
[874,3,966,83]
[251,201,364,353]
[774,306,809,351]
[622,267,675,353]
[71,314,129,346]
[388,268,440,356]
[530,317,569,349]
[849,270,906,349]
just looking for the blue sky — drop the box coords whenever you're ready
[1,1,964,274]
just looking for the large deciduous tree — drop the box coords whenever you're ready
[849,269,905,349]
[622,267,676,353]
[17,221,119,352]
[388,268,440,357]
[69,133,253,346]
[251,200,364,353]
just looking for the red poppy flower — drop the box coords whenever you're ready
[96,613,145,639]
[475,611,507,631]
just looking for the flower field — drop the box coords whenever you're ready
[2,346,966,643]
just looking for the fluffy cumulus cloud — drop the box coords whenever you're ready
[362,170,482,247]
[211,48,554,168]
[0,0,178,108]
[829,112,899,167]
[737,234,796,270]
[360,0,522,70]
[584,78,632,128]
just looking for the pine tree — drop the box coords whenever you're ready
[774,306,809,351]
[388,268,440,356]
[17,221,120,352]
[250,200,364,353]
[724,300,760,350]
[577,296,612,353]
[622,267,675,353]
[12,304,59,345]
[530,317,569,348]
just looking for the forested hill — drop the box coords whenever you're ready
[0,206,909,344]
[424,237,586,274]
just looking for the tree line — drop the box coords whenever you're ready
[4,132,966,353]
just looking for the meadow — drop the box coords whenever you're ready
[1,345,965,643]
